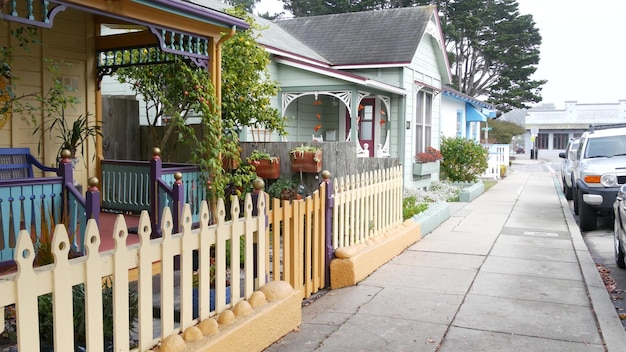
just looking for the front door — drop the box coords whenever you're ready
[358,99,375,157]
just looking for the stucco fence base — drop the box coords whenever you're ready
[155,281,301,352]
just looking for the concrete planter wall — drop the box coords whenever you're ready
[411,201,450,237]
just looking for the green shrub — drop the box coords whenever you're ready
[440,136,488,182]
[402,196,429,220]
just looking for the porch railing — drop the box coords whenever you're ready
[101,150,204,232]
[0,157,99,262]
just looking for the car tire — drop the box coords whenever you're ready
[563,179,573,200]
[578,189,597,231]
[573,187,579,215]
[615,217,626,269]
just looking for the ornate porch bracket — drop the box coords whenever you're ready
[96,46,178,89]
[1,0,67,29]
[281,90,353,117]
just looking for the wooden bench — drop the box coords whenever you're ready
[0,148,57,180]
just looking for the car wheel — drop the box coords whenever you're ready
[615,217,626,269]
[573,187,579,215]
[563,179,573,201]
[578,189,597,231]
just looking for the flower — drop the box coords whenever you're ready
[314,124,322,132]
[415,146,442,163]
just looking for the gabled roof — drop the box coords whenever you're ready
[274,6,436,66]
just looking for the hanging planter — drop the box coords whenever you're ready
[412,160,440,176]
[290,145,322,173]
[413,147,442,176]
[247,150,280,179]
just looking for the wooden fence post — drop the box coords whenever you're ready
[171,172,184,233]
[251,178,265,285]
[321,170,334,287]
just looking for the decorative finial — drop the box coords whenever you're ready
[61,149,72,159]
[174,172,183,181]
[152,147,161,157]
[88,177,99,189]
[321,170,331,180]
[253,178,265,191]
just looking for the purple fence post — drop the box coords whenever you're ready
[171,172,184,233]
[321,170,334,288]
[85,177,101,224]
[58,149,74,187]
[251,178,266,287]
[150,147,162,238]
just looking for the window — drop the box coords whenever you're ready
[553,133,569,149]
[536,133,549,149]
[456,110,463,137]
[415,90,433,153]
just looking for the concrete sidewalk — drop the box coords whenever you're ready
[266,160,626,351]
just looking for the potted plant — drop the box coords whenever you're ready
[413,146,442,176]
[34,109,102,160]
[290,145,322,173]
[267,177,301,200]
[247,150,280,179]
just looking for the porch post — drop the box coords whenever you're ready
[171,172,184,233]
[149,147,162,238]
[321,170,334,288]
[85,177,101,225]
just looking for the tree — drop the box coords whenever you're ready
[224,0,259,14]
[481,118,525,144]
[114,6,287,203]
[280,0,545,113]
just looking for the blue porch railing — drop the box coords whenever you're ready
[0,155,100,261]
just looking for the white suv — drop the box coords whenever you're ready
[572,125,626,231]
[559,138,580,200]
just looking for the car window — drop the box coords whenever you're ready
[584,136,626,158]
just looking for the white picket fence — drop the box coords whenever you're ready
[332,166,403,249]
[0,196,266,351]
[482,144,510,179]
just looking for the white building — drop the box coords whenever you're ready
[525,100,626,152]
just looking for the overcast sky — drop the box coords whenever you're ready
[254,0,626,109]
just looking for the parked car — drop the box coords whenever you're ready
[572,125,626,231]
[559,138,580,200]
[613,184,626,268]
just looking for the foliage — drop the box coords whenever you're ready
[440,136,489,182]
[402,196,429,220]
[290,145,321,158]
[402,182,462,220]
[33,110,101,159]
[480,118,525,144]
[222,7,287,136]
[224,0,259,13]
[415,146,442,163]
[267,177,299,199]
[247,150,278,163]
[281,0,545,113]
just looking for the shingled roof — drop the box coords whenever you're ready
[275,6,436,66]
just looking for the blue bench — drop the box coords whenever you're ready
[0,148,57,180]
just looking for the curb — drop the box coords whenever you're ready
[552,173,626,351]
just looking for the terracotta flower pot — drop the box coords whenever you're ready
[253,157,280,179]
[290,150,322,173]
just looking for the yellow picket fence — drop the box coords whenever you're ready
[0,197,266,351]
[332,166,403,249]
[0,166,403,351]
[264,182,327,299]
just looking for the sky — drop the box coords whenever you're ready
[254,0,626,109]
